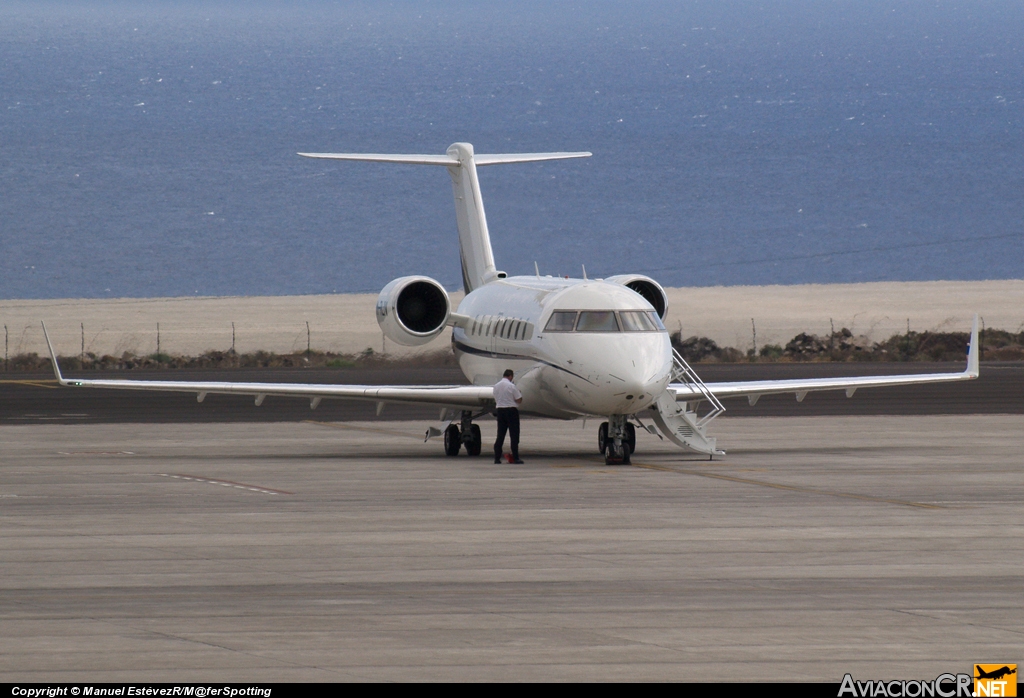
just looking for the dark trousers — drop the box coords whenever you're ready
[494,407,520,460]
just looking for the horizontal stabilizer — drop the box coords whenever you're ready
[474,152,591,166]
[298,151,591,167]
[301,142,591,293]
[298,153,458,166]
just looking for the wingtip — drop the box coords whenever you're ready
[966,313,980,378]
[39,321,66,384]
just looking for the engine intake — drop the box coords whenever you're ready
[376,276,451,346]
[604,274,669,319]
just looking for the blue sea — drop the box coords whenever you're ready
[1,1,1022,299]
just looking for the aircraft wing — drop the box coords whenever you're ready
[40,324,494,411]
[670,315,980,405]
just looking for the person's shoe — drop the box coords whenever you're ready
[512,459,525,464]
[494,459,502,464]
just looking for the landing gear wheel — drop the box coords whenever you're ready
[625,422,636,455]
[467,424,482,456]
[605,440,630,466]
[598,422,609,455]
[444,424,462,456]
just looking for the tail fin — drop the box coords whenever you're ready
[299,143,590,292]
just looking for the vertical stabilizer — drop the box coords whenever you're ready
[445,143,498,292]
[298,144,590,293]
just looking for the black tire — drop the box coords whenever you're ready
[444,424,462,457]
[625,422,636,455]
[605,440,628,465]
[467,424,482,456]
[598,422,609,455]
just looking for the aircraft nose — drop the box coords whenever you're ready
[608,346,671,411]
[557,333,672,415]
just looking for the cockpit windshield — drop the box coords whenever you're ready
[576,311,618,332]
[544,311,577,332]
[542,310,666,333]
[619,310,659,332]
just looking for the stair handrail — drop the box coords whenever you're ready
[671,348,726,428]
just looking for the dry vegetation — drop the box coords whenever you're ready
[672,327,1024,363]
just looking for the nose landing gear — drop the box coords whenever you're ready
[598,416,635,465]
[444,410,484,457]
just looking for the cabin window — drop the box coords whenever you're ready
[483,316,532,341]
[544,311,578,332]
[576,311,620,332]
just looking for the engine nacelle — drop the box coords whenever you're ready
[604,274,669,319]
[376,276,451,346]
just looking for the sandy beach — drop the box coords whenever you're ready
[3,279,1021,358]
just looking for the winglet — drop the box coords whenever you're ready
[40,322,67,385]
[965,314,980,378]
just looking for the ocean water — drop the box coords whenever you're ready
[1,0,1022,299]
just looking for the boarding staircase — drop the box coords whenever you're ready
[648,349,726,456]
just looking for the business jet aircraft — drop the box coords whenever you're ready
[41,142,979,464]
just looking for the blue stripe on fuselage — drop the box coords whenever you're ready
[452,340,594,385]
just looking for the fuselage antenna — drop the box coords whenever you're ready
[534,261,540,277]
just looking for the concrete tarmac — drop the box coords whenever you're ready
[2,416,1021,681]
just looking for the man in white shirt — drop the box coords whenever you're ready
[493,369,524,464]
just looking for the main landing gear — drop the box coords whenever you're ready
[598,415,635,465]
[444,410,483,457]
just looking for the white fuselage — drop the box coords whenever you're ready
[452,276,673,419]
